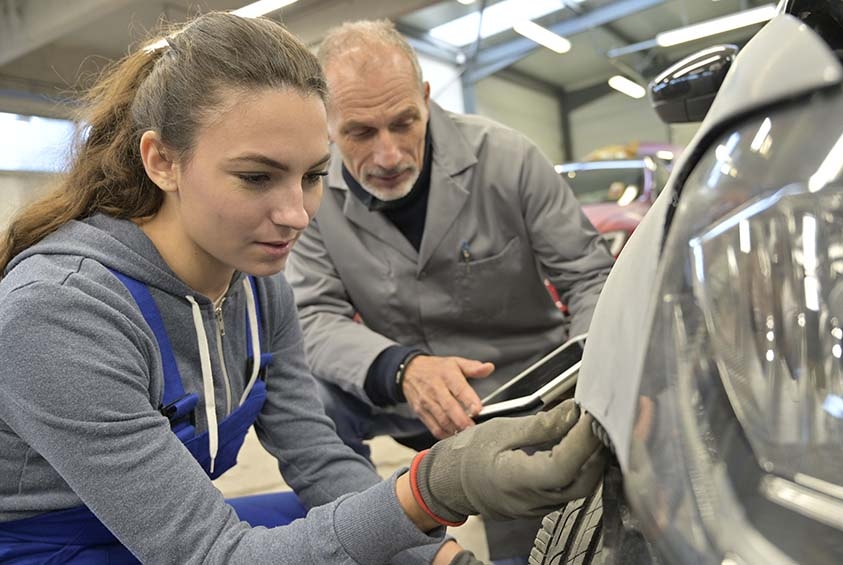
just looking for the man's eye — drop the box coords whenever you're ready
[236,173,271,186]
[391,119,414,131]
[349,128,375,139]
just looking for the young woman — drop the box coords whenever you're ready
[0,11,604,565]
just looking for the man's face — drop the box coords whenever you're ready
[326,48,430,201]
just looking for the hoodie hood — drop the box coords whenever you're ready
[5,213,256,474]
[6,213,244,301]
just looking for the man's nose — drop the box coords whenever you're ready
[372,131,402,170]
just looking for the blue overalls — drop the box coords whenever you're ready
[0,272,307,563]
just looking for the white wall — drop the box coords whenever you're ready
[474,75,565,165]
[418,53,464,114]
[670,122,702,150]
[0,171,55,230]
[460,78,702,166]
[569,92,672,160]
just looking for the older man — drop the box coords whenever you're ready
[285,20,613,563]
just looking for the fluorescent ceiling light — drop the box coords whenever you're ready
[231,0,299,18]
[608,75,646,99]
[457,0,477,4]
[656,4,777,47]
[513,20,571,53]
[430,0,568,46]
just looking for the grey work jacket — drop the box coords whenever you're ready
[286,103,614,408]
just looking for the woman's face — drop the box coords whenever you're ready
[151,87,329,295]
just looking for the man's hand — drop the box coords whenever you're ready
[401,355,494,439]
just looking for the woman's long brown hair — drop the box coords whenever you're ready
[0,12,326,274]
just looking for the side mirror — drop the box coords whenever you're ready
[649,44,739,124]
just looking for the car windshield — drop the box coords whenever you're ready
[559,163,646,205]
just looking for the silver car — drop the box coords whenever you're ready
[532,0,843,563]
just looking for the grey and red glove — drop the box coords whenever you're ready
[409,399,606,525]
[448,549,485,565]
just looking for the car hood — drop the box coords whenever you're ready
[575,12,843,470]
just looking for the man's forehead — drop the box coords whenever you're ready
[326,45,415,83]
[327,69,423,121]
[338,104,421,128]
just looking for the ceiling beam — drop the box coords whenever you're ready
[279,0,441,47]
[493,67,563,97]
[0,87,74,118]
[396,22,463,65]
[564,80,614,111]
[464,0,665,83]
[0,0,136,67]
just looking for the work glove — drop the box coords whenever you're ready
[449,549,485,565]
[409,399,605,525]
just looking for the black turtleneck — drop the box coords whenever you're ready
[344,123,433,406]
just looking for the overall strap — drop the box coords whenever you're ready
[109,270,186,406]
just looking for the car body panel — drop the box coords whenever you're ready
[575,186,671,471]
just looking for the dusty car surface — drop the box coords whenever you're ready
[531,1,843,563]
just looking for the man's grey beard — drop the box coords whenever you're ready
[360,168,420,201]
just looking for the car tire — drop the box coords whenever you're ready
[529,483,604,565]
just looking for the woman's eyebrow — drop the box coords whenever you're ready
[309,153,331,169]
[226,154,288,170]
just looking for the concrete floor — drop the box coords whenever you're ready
[213,429,491,561]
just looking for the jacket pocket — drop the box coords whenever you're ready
[455,236,522,321]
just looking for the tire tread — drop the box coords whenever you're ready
[529,483,603,565]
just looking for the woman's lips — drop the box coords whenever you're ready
[257,240,292,257]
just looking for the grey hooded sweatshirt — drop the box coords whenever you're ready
[0,214,442,563]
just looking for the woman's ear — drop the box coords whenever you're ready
[139,130,178,193]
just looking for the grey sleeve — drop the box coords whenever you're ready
[0,280,440,564]
[253,275,384,506]
[285,217,397,403]
[516,139,615,336]
[258,277,450,565]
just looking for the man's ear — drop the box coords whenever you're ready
[139,130,178,193]
[423,81,431,107]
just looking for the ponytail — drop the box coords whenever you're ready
[0,12,326,275]
[0,47,164,273]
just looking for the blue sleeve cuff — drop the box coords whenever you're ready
[364,345,421,406]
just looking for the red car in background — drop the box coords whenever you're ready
[557,156,671,256]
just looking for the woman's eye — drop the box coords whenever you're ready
[304,171,328,186]
[236,173,271,187]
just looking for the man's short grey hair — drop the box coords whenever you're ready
[318,20,424,90]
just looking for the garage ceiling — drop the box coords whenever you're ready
[0,0,773,118]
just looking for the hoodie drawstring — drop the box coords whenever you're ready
[240,278,262,405]
[186,295,219,475]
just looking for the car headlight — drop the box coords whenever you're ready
[623,89,843,564]
[601,229,629,256]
